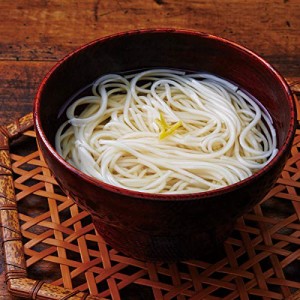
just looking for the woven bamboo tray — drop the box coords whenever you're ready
[1,98,300,299]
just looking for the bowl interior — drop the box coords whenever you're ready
[36,29,295,191]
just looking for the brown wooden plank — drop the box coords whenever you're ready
[0,0,299,75]
[0,61,53,125]
[0,60,299,127]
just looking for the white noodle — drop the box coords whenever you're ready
[55,69,277,194]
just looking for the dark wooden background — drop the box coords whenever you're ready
[0,0,299,299]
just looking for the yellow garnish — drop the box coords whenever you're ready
[155,112,183,140]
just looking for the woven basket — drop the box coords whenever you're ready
[1,93,300,299]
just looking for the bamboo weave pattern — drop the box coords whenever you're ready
[2,110,300,299]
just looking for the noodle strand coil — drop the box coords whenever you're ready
[55,69,277,194]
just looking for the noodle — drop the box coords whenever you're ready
[55,69,277,194]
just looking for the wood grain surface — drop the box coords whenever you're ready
[0,0,299,299]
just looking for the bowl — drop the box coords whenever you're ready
[33,29,296,261]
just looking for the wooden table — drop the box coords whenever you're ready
[0,1,299,299]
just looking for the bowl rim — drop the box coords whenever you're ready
[33,28,297,201]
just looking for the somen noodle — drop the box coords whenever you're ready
[55,69,277,194]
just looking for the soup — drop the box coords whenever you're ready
[55,69,277,194]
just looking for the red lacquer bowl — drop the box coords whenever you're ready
[33,29,296,261]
